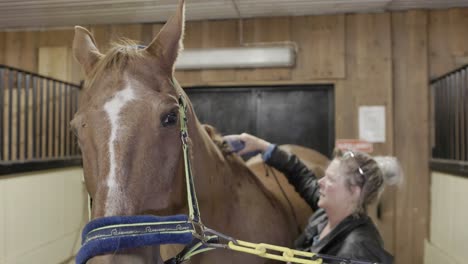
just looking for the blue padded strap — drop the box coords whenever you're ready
[76,215,193,264]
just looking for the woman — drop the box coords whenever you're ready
[223,133,402,264]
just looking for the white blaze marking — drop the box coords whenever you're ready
[103,85,136,214]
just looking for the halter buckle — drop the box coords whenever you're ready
[190,220,205,240]
[201,227,238,249]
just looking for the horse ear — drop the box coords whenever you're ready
[146,0,185,74]
[73,26,102,76]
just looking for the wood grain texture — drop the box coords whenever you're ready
[4,31,38,72]
[0,32,5,64]
[392,10,429,264]
[38,29,74,47]
[429,8,468,79]
[199,20,238,83]
[90,25,112,53]
[339,12,395,253]
[291,14,345,80]
[110,24,143,44]
[235,17,292,82]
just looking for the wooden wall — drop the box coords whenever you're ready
[1,7,468,264]
[392,10,430,264]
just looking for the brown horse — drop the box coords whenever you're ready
[71,1,326,263]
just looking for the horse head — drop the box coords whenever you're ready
[72,1,189,263]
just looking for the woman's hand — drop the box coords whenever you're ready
[223,133,271,156]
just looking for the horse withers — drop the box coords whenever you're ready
[71,0,325,263]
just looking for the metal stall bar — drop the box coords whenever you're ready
[8,70,13,160]
[69,87,73,156]
[52,81,56,157]
[465,69,468,161]
[39,78,44,158]
[433,82,441,159]
[446,77,452,159]
[440,78,447,159]
[68,85,73,156]
[459,69,465,161]
[16,72,22,160]
[58,82,63,157]
[45,79,50,158]
[74,88,79,155]
[454,74,459,160]
[32,76,37,159]
[24,74,30,160]
[0,69,4,161]
[64,84,69,157]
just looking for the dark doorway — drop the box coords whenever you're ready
[185,85,334,158]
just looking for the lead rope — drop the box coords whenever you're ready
[264,163,301,234]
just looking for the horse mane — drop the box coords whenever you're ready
[201,124,291,223]
[201,124,235,156]
[84,39,145,91]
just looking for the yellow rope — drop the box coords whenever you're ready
[228,240,323,264]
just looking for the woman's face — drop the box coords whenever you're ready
[318,159,360,213]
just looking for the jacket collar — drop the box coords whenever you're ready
[309,210,369,253]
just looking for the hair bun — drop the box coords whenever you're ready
[374,156,404,186]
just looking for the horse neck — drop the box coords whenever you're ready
[184,121,295,238]
[187,121,249,200]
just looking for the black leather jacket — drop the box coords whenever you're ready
[265,146,393,264]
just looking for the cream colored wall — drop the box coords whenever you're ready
[0,167,87,264]
[424,172,468,264]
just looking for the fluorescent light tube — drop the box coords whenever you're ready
[175,44,296,70]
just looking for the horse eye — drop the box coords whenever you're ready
[161,111,178,127]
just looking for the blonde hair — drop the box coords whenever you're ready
[334,149,403,215]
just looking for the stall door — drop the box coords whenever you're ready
[186,85,334,157]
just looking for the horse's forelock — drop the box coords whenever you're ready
[84,39,147,91]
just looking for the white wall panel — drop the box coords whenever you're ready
[0,167,86,263]
[429,172,468,263]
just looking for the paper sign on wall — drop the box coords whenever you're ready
[336,139,373,153]
[358,106,385,143]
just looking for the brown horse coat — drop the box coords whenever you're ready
[72,1,327,263]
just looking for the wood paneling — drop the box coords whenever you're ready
[110,24,143,43]
[38,47,70,81]
[38,47,68,158]
[291,15,345,80]
[38,29,74,47]
[337,12,395,253]
[199,20,238,83]
[429,8,468,78]
[175,21,203,85]
[392,10,429,264]
[4,31,38,72]
[0,32,5,64]
[235,17,292,82]
[90,25,112,53]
